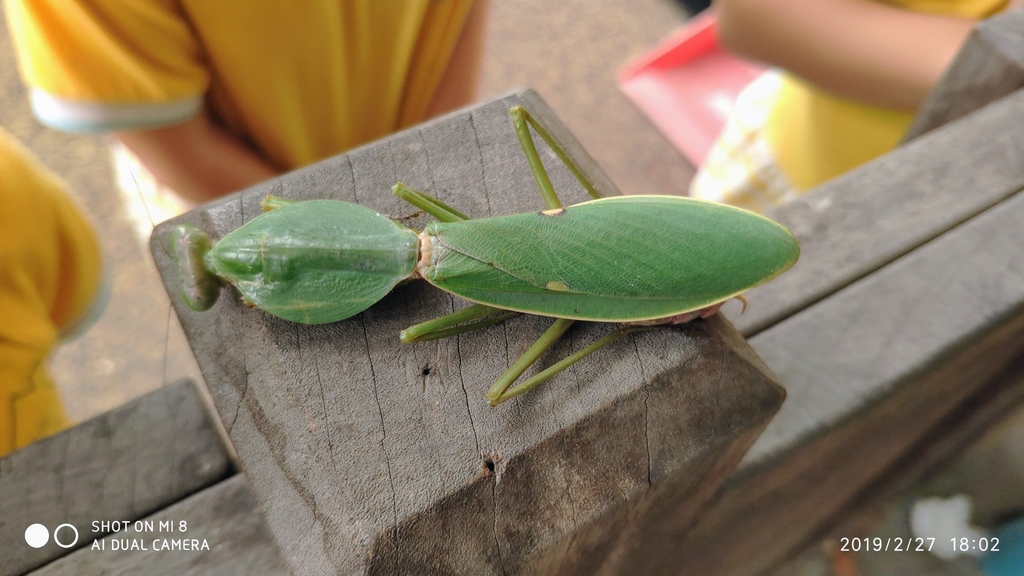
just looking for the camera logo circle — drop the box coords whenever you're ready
[25,524,48,548]
[54,524,79,548]
[24,523,78,549]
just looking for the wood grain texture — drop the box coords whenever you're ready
[671,183,1024,575]
[32,474,288,576]
[151,90,785,574]
[723,89,1024,337]
[903,8,1024,142]
[0,379,232,576]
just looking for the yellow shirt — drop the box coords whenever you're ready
[0,127,102,455]
[765,0,1009,191]
[4,0,475,170]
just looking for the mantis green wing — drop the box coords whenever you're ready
[419,195,799,322]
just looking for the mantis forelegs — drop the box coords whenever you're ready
[400,304,521,343]
[392,183,469,222]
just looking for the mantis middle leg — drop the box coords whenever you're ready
[486,324,658,406]
[393,107,632,406]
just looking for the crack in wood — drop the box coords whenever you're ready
[632,334,654,488]
[359,315,400,532]
[243,358,348,572]
[470,107,511,576]
[305,330,349,565]
[228,355,250,434]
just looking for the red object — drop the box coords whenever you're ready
[619,13,766,166]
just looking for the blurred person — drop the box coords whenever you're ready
[689,0,1018,213]
[0,126,104,456]
[3,0,488,227]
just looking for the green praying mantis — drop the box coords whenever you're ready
[171,105,799,406]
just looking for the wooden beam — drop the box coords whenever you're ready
[724,90,1024,337]
[0,379,233,575]
[673,81,1024,576]
[813,352,1024,567]
[32,474,288,575]
[677,15,1024,572]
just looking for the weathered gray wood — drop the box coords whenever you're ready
[685,20,1024,573]
[724,89,1024,336]
[0,379,233,576]
[151,90,786,574]
[32,474,288,576]
[670,181,1024,574]
[904,8,1024,142]
[810,352,1024,563]
[368,315,783,576]
[692,17,1024,573]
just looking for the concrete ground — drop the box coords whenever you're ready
[3,1,1021,574]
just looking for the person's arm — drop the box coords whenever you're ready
[113,112,278,204]
[714,0,977,110]
[116,0,490,202]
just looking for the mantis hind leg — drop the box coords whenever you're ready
[486,322,657,406]
[508,105,602,210]
[393,106,603,217]
[401,305,661,405]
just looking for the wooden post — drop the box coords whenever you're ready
[0,380,234,575]
[151,90,786,574]
[903,8,1024,141]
